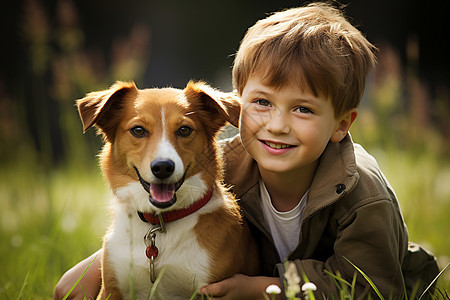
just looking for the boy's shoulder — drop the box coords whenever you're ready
[352,142,396,200]
[329,134,393,197]
[307,134,397,212]
[325,135,401,219]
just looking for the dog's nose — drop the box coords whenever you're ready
[151,159,175,179]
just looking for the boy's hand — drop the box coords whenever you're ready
[53,251,102,300]
[200,274,282,300]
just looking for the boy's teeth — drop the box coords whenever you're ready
[265,141,290,149]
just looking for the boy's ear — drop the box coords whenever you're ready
[184,80,241,129]
[76,81,138,141]
[330,108,358,143]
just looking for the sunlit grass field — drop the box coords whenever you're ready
[0,129,449,299]
[0,157,110,299]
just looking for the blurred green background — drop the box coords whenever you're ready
[0,0,449,298]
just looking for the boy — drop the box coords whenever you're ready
[54,3,439,299]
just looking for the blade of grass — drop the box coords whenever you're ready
[16,272,29,300]
[419,263,449,300]
[400,270,409,300]
[324,270,348,294]
[189,289,203,300]
[344,256,385,300]
[351,272,357,300]
[148,266,166,300]
[408,281,420,300]
[62,254,97,300]
[323,269,352,288]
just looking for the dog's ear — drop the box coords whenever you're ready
[76,81,138,140]
[184,80,241,129]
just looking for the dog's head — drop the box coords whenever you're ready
[77,81,240,213]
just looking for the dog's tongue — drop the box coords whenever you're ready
[150,184,175,203]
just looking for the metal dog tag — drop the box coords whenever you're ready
[144,224,163,283]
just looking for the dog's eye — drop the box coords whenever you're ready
[130,126,148,138]
[176,126,193,137]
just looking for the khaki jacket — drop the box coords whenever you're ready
[222,134,439,299]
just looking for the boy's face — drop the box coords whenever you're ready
[239,75,355,176]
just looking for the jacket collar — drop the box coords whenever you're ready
[305,134,359,218]
[223,134,360,219]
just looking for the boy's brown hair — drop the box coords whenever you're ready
[232,2,377,118]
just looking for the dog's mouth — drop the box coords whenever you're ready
[134,166,187,209]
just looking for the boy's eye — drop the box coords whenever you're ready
[296,106,313,114]
[130,126,148,138]
[254,99,271,107]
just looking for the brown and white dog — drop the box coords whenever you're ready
[77,81,259,299]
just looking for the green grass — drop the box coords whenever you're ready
[0,158,110,299]
[369,147,450,262]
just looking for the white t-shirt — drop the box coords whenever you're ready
[260,179,308,260]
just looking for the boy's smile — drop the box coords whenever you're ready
[260,140,296,155]
[239,75,356,177]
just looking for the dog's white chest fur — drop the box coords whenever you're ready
[105,184,213,299]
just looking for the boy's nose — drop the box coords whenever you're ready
[265,110,290,134]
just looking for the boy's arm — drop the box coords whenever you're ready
[53,250,102,300]
[200,274,282,300]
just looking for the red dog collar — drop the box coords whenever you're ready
[138,190,213,224]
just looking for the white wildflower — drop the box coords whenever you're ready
[285,262,301,286]
[302,282,317,300]
[284,262,301,299]
[265,284,282,295]
[301,282,317,292]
